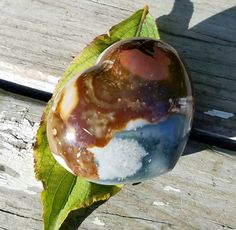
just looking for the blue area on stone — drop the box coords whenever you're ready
[97,114,189,184]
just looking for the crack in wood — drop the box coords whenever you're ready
[159,29,236,48]
[87,0,133,13]
[0,227,8,230]
[0,209,42,222]
[0,138,27,152]
[100,211,173,226]
[24,117,36,127]
[191,69,236,82]
[9,133,28,145]
[209,220,235,230]
[195,30,236,46]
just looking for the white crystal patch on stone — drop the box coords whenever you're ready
[89,138,148,180]
[125,118,149,131]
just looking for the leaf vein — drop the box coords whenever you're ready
[46,173,68,228]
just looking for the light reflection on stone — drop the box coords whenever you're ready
[47,38,194,184]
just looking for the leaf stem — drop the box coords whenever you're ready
[135,5,149,37]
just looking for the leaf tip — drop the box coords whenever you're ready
[143,5,149,13]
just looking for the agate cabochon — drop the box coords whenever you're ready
[47,38,194,184]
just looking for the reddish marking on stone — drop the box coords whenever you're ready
[119,48,171,81]
[47,39,189,179]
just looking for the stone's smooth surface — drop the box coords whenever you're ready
[47,38,194,184]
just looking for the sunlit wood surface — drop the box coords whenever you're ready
[0,0,236,229]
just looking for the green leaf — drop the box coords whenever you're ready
[34,6,160,230]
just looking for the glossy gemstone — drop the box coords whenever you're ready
[47,38,194,184]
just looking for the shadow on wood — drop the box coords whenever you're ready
[156,0,236,152]
[60,201,105,230]
[55,5,236,228]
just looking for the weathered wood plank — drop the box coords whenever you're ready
[0,89,43,194]
[0,187,43,230]
[0,0,235,141]
[0,89,236,229]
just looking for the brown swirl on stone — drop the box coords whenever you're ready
[47,39,191,179]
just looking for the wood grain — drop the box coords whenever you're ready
[0,1,236,229]
[0,0,236,140]
[1,88,236,229]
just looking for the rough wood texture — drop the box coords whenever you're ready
[0,0,236,140]
[0,88,236,229]
[1,1,236,229]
